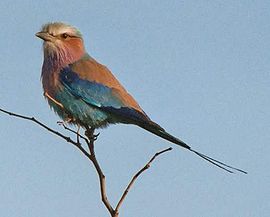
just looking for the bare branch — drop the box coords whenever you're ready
[1,107,173,217]
[84,128,115,216]
[115,147,173,215]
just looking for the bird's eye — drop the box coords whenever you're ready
[61,33,69,39]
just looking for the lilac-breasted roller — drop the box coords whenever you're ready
[36,22,246,173]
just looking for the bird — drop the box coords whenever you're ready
[36,22,246,174]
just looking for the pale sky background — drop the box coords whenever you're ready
[0,1,269,217]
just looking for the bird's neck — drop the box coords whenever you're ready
[41,50,85,94]
[42,49,85,71]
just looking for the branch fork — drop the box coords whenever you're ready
[0,107,172,217]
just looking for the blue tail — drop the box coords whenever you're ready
[140,121,247,174]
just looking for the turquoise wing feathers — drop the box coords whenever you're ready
[58,66,151,126]
[59,66,124,109]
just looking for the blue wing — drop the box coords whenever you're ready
[58,66,150,125]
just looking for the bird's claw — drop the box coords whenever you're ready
[57,120,64,125]
[93,132,100,141]
[85,129,100,141]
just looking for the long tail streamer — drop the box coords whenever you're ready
[190,149,247,174]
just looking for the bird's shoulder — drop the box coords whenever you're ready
[70,54,121,89]
[68,54,144,112]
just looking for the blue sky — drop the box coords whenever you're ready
[0,1,269,216]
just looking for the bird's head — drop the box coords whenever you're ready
[36,22,85,67]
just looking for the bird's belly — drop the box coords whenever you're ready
[47,89,110,128]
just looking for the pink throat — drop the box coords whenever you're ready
[41,45,84,93]
[43,45,84,71]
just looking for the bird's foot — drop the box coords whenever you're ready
[87,132,100,141]
[93,132,100,141]
[57,118,73,126]
[85,128,99,141]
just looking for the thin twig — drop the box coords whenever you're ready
[84,128,115,216]
[0,108,91,160]
[115,147,173,215]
